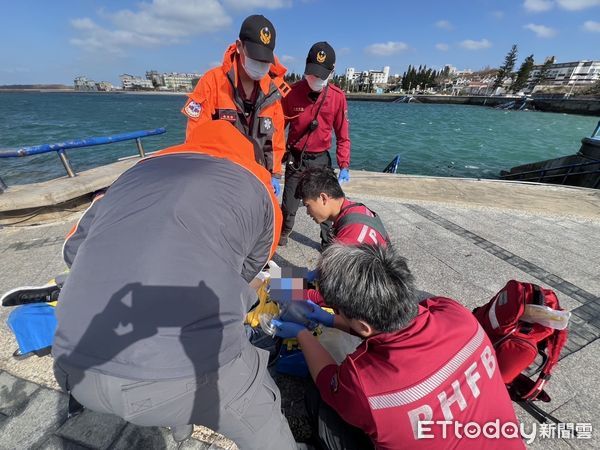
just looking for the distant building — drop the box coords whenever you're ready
[162,72,200,92]
[449,72,495,96]
[96,81,113,92]
[371,66,390,84]
[345,66,390,92]
[120,74,153,90]
[529,60,600,87]
[445,64,473,76]
[74,77,115,92]
[74,76,98,92]
[145,70,163,88]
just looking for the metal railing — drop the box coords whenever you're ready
[0,128,166,191]
[500,159,600,188]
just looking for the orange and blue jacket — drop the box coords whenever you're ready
[182,43,290,176]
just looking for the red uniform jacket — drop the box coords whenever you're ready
[182,43,289,176]
[307,199,388,307]
[315,298,525,450]
[334,199,388,246]
[282,79,350,169]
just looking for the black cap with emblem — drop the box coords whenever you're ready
[239,15,276,63]
[305,41,336,80]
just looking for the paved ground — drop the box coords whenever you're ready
[1,173,599,449]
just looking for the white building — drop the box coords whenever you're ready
[74,76,97,91]
[162,72,200,91]
[529,60,600,86]
[444,65,473,76]
[345,66,390,85]
[345,68,357,82]
[120,74,153,90]
[96,81,114,92]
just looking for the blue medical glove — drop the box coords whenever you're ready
[338,168,350,184]
[306,269,319,283]
[271,176,281,196]
[305,300,335,328]
[271,319,306,339]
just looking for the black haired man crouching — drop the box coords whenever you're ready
[271,244,524,450]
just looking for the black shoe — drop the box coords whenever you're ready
[1,284,61,307]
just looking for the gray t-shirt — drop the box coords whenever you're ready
[53,154,275,380]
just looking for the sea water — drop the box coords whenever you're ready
[0,92,597,186]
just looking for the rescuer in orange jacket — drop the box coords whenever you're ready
[181,14,290,195]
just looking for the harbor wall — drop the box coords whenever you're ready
[346,93,600,116]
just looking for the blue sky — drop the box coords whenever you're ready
[1,0,599,85]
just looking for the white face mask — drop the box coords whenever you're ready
[305,74,328,92]
[241,52,271,81]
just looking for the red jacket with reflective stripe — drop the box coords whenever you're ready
[282,79,350,169]
[334,199,388,246]
[315,297,525,449]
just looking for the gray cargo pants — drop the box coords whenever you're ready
[54,344,296,450]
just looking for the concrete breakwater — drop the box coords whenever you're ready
[346,93,600,116]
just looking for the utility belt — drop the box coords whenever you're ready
[288,147,328,161]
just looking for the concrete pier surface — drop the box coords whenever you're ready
[1,172,599,448]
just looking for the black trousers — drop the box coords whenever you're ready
[281,150,332,244]
[304,380,374,450]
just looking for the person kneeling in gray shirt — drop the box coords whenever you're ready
[52,120,295,449]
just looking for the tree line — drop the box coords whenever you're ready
[283,47,598,96]
[492,44,555,94]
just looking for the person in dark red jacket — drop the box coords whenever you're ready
[271,244,525,450]
[297,167,388,248]
[296,166,389,303]
[280,42,351,246]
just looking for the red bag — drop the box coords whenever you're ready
[473,280,568,402]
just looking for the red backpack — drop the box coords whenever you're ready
[473,280,569,421]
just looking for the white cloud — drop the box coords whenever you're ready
[337,47,351,56]
[557,0,600,10]
[70,0,231,55]
[280,55,296,63]
[524,0,600,11]
[70,18,163,56]
[523,0,554,11]
[524,23,558,37]
[112,0,230,38]
[583,20,600,31]
[492,10,505,19]
[459,39,492,50]
[436,43,449,51]
[435,20,454,30]
[222,0,292,10]
[365,41,408,56]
